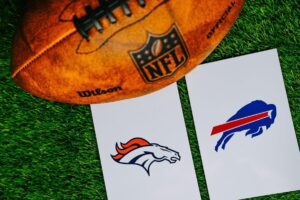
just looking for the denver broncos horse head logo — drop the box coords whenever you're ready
[111,138,180,175]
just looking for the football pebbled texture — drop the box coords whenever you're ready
[12,0,245,104]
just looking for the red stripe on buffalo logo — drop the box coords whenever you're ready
[211,111,270,136]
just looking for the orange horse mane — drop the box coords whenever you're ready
[112,138,150,161]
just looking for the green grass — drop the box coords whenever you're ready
[0,0,299,199]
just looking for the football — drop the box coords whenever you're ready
[12,0,245,104]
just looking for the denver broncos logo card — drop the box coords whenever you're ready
[91,84,200,200]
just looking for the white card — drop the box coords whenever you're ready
[91,85,201,200]
[186,49,300,200]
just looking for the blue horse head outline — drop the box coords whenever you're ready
[111,138,180,175]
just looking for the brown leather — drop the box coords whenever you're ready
[12,0,245,104]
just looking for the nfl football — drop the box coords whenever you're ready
[12,0,245,104]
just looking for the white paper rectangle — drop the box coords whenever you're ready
[91,85,201,200]
[186,49,300,200]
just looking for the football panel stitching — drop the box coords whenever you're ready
[12,28,77,78]
[75,0,169,54]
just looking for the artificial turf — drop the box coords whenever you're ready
[0,0,299,199]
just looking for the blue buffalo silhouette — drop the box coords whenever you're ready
[215,100,277,151]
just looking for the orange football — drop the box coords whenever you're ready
[12,0,245,104]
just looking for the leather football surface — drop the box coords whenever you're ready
[11,0,245,104]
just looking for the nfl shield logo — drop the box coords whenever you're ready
[129,24,189,83]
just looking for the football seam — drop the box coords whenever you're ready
[75,0,169,54]
[12,28,77,78]
[12,0,170,77]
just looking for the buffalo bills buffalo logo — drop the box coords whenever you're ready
[111,138,180,175]
[211,100,277,151]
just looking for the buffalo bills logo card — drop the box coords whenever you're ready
[91,85,200,200]
[186,49,300,200]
